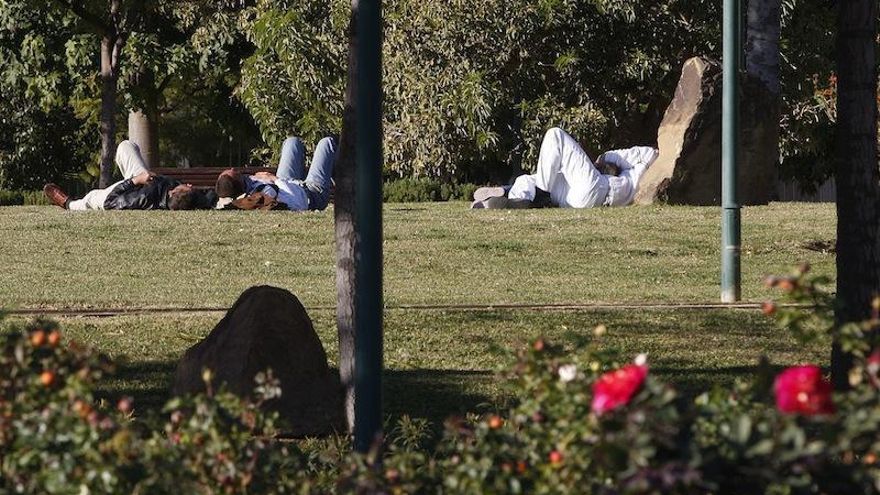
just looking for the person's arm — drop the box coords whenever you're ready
[252,171,278,181]
[598,147,657,170]
[600,147,658,184]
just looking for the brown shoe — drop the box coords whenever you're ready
[43,183,69,209]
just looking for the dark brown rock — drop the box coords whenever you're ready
[635,57,778,205]
[172,285,343,436]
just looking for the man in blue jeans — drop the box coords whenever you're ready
[215,136,336,211]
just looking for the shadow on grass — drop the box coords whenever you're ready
[100,356,806,429]
[652,362,804,398]
[100,360,494,428]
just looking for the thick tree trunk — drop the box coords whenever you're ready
[97,0,124,188]
[742,0,782,203]
[127,107,159,169]
[99,34,119,188]
[127,67,160,169]
[335,2,359,432]
[127,110,158,167]
[745,0,781,95]
[832,0,880,389]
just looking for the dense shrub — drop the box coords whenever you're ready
[339,266,880,493]
[239,0,720,182]
[239,0,842,188]
[0,190,50,206]
[0,318,332,494]
[3,266,880,493]
[384,178,478,203]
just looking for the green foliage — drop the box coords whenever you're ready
[239,0,720,181]
[0,5,93,189]
[338,281,880,493]
[776,0,837,190]
[0,317,331,494]
[4,266,880,493]
[0,190,50,206]
[237,0,347,158]
[383,178,478,202]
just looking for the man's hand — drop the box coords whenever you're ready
[132,172,155,186]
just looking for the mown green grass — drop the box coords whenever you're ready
[0,202,835,424]
[0,202,834,309]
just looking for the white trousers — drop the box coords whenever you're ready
[68,141,150,210]
[534,127,608,208]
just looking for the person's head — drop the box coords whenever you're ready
[168,184,216,210]
[215,169,245,198]
[168,184,196,210]
[596,158,620,177]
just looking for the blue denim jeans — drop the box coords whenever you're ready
[277,136,337,210]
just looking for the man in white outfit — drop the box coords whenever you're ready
[473,127,658,208]
[43,140,213,211]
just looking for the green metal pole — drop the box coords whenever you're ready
[353,0,384,453]
[722,0,742,303]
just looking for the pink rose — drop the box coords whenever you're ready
[774,365,835,415]
[591,363,648,415]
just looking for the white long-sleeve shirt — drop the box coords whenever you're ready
[599,146,659,206]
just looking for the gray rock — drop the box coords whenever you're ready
[635,57,777,205]
[172,285,343,436]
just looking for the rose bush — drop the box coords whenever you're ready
[774,365,835,416]
[591,360,649,415]
[3,264,880,493]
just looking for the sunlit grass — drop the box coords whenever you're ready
[0,202,835,423]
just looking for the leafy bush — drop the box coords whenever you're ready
[0,190,24,206]
[239,0,843,190]
[339,266,880,493]
[4,190,50,206]
[239,0,720,182]
[0,318,329,494]
[4,266,880,493]
[384,178,478,203]
[0,190,50,206]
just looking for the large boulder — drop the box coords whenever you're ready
[634,57,778,205]
[172,285,342,436]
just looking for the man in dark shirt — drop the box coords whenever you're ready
[44,140,213,211]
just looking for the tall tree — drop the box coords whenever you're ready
[335,1,359,431]
[743,0,782,171]
[832,0,879,389]
[52,0,126,187]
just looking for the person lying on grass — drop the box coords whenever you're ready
[214,136,337,212]
[43,140,215,211]
[471,127,659,209]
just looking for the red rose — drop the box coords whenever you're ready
[868,349,880,371]
[591,363,648,415]
[774,365,835,415]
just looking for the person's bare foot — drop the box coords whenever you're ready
[43,183,69,209]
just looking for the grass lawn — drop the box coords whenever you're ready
[0,202,835,424]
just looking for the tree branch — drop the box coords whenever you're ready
[156,74,173,94]
[52,0,109,36]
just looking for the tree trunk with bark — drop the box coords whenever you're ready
[126,66,160,168]
[97,0,124,188]
[335,1,360,432]
[127,109,158,168]
[99,32,121,187]
[745,0,782,95]
[742,0,782,202]
[832,0,880,389]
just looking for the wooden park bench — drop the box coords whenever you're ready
[152,166,336,203]
[152,166,276,189]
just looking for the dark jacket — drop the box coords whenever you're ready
[103,176,179,210]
